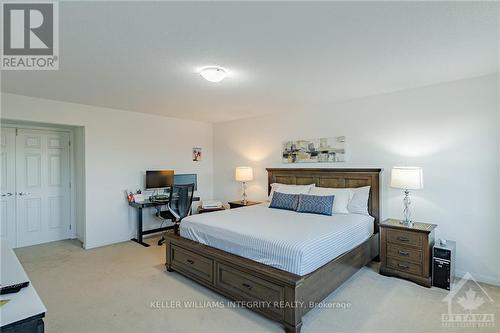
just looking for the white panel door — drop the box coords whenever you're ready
[0,128,17,247]
[16,129,71,247]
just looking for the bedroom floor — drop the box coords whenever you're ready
[15,237,500,333]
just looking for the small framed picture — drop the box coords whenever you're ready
[192,147,202,161]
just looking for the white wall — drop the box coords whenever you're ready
[1,93,214,249]
[213,74,500,285]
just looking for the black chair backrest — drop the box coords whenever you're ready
[168,184,195,222]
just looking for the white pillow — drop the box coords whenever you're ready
[268,183,315,201]
[308,187,351,214]
[347,186,371,215]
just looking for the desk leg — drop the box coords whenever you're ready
[131,207,150,247]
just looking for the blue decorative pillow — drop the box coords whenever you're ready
[269,191,299,211]
[296,194,335,216]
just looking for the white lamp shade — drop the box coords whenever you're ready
[235,167,253,182]
[390,167,423,190]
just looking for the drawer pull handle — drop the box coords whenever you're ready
[186,259,195,265]
[397,236,410,242]
[398,263,409,269]
[241,283,252,290]
[398,250,409,256]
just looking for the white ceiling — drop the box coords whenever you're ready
[2,1,499,123]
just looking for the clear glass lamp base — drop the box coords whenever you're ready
[399,219,414,227]
[400,189,413,227]
[241,181,248,205]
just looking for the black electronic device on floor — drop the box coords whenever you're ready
[432,239,456,290]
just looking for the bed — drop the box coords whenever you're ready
[165,168,381,333]
[180,203,375,275]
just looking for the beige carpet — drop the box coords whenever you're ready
[14,237,500,333]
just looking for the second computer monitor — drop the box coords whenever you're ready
[174,174,197,191]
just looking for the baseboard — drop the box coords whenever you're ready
[84,236,131,250]
[84,233,163,250]
[455,269,500,287]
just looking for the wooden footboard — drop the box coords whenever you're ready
[165,232,379,333]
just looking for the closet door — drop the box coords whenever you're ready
[1,128,17,247]
[16,129,71,247]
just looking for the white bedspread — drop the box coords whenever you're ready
[180,203,374,276]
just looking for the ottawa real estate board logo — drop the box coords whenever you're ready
[442,273,496,328]
[1,1,59,70]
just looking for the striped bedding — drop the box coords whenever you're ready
[180,203,374,276]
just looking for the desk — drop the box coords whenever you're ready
[1,240,46,333]
[129,197,200,247]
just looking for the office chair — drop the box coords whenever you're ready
[156,183,195,245]
[152,186,174,245]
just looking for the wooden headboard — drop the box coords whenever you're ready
[267,168,382,232]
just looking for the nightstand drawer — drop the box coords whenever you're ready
[387,229,423,248]
[387,243,422,263]
[386,258,422,276]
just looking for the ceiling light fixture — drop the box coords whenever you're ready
[199,66,227,83]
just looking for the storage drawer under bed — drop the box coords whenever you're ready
[171,244,214,284]
[215,263,285,320]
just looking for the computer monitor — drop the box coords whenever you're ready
[174,173,197,191]
[145,170,174,189]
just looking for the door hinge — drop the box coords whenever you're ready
[69,140,71,147]
[69,224,72,230]
[69,181,71,189]
[15,128,18,136]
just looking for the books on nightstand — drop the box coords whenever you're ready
[201,200,223,209]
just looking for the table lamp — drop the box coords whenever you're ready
[235,167,253,204]
[390,167,423,226]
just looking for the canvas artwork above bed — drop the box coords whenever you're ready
[282,136,346,163]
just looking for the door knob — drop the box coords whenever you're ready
[18,192,31,196]
[1,192,13,197]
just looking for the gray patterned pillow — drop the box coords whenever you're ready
[296,194,335,216]
[269,191,299,211]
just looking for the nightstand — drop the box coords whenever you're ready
[228,200,261,209]
[379,218,437,287]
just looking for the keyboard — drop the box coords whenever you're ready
[0,281,29,295]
